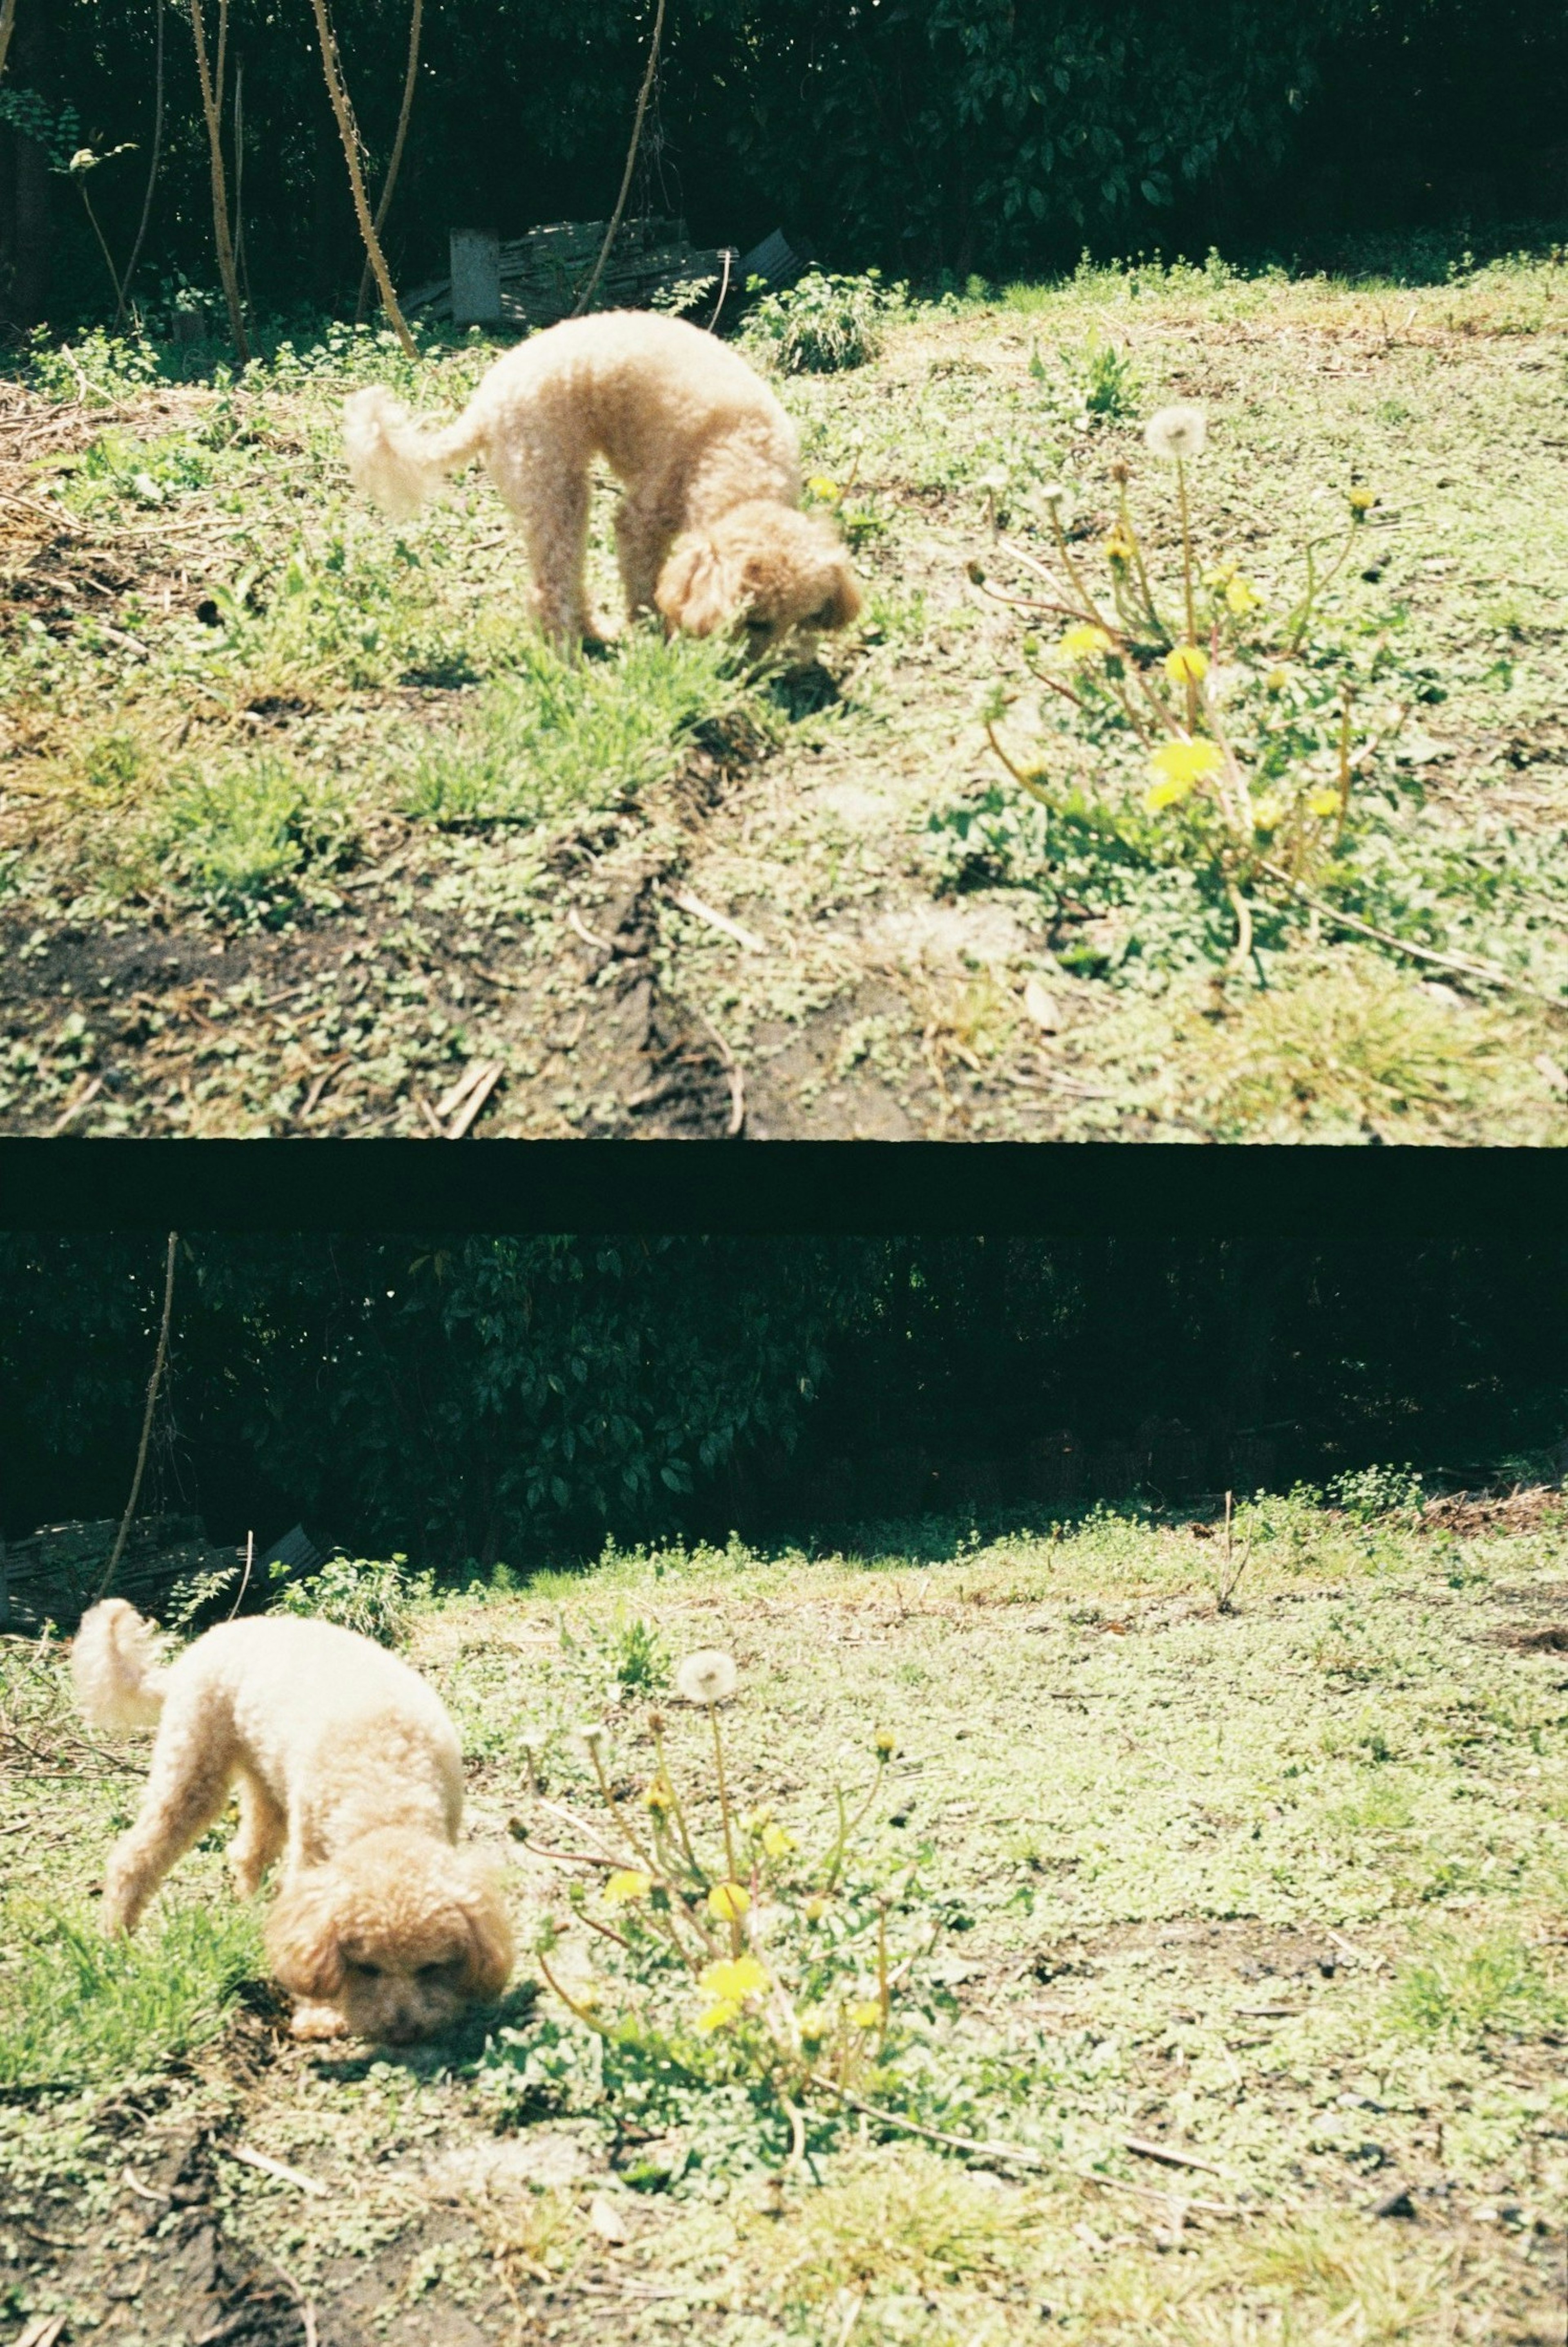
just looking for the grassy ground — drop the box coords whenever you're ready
[4,1486,1568,2343]
[1,244,1566,1139]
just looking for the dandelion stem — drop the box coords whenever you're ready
[709,1704,740,1888]
[651,1726,702,1874]
[1258,863,1567,1008]
[984,721,1052,804]
[587,1740,657,1871]
[1176,459,1198,650]
[537,1953,610,2035]
[1334,682,1354,845]
[1118,485,1169,641]
[1047,501,1115,635]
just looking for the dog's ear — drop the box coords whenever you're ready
[265,1872,345,2001]
[452,1859,516,2000]
[821,561,863,630]
[656,535,737,638]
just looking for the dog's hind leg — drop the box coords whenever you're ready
[484,434,596,648]
[229,1770,287,1900]
[102,1694,238,1934]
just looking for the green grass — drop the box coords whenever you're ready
[400,628,752,826]
[0,1895,263,2087]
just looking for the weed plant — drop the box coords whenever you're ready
[741,271,904,374]
[489,1648,954,2171]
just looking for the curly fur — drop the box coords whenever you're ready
[343,310,860,655]
[73,1601,514,2044]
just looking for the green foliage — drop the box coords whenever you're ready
[401,629,751,826]
[187,1237,842,1570]
[601,1614,670,1696]
[154,753,359,921]
[271,1552,433,1646]
[1328,1463,1425,1523]
[1060,330,1140,422]
[741,271,902,375]
[969,414,1397,973]
[0,1896,262,2087]
[484,1686,943,2173]
[60,428,216,514]
[21,327,162,405]
[1388,1933,1565,2045]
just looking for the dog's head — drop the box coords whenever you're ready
[265,1829,514,2045]
[655,501,862,659]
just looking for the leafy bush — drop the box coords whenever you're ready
[0,1896,262,2087]
[1328,1463,1425,1522]
[741,271,902,374]
[271,1552,432,1646]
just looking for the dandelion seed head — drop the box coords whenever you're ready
[674,1649,738,1706]
[1144,404,1207,461]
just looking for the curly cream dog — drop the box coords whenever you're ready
[73,1599,513,2044]
[342,310,861,653]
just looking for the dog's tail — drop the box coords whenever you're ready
[72,1598,169,1732]
[342,385,491,524]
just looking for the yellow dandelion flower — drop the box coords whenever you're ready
[873,1730,897,1760]
[848,2001,884,2031]
[1347,486,1375,514]
[1264,664,1290,693]
[1163,644,1209,685]
[1060,623,1114,664]
[1224,576,1262,616]
[1104,531,1136,568]
[1146,776,1195,810]
[643,1779,672,1813]
[604,1870,652,1904]
[761,1824,797,1860]
[804,1895,830,1924]
[695,1998,740,2033]
[1148,739,1223,788]
[1306,787,1342,818]
[699,1955,770,2003]
[807,474,841,502]
[707,1881,751,1922]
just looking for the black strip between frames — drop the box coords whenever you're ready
[0,1142,1561,1235]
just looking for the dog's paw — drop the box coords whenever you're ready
[289,2001,350,2041]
